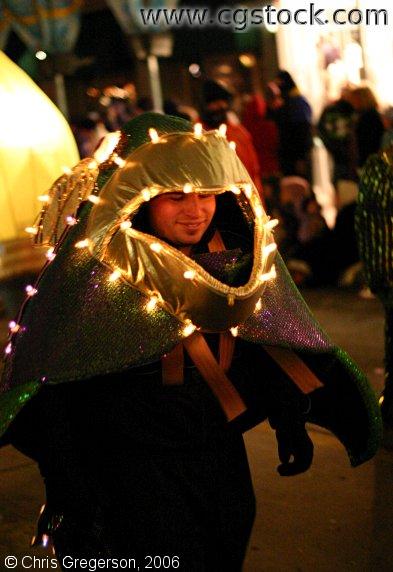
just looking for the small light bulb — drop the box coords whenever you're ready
[113,155,126,167]
[255,205,263,219]
[194,123,203,138]
[265,218,279,231]
[25,285,38,296]
[182,321,197,337]
[62,166,73,175]
[243,183,252,199]
[8,321,20,333]
[230,326,239,337]
[66,216,77,226]
[75,239,90,249]
[46,247,56,261]
[5,342,12,355]
[263,243,277,257]
[229,185,241,195]
[255,298,262,312]
[38,194,51,203]
[142,188,151,202]
[183,269,196,280]
[109,269,121,282]
[88,194,100,205]
[229,141,236,151]
[150,242,162,253]
[120,220,132,231]
[149,128,159,143]
[379,395,384,405]
[183,183,193,194]
[88,160,98,170]
[42,534,49,548]
[25,226,38,235]
[35,50,47,61]
[218,124,227,137]
[146,295,159,312]
[259,264,276,283]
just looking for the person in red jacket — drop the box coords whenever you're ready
[242,93,280,179]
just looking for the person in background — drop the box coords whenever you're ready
[242,93,280,179]
[318,87,358,185]
[351,86,385,168]
[200,80,263,197]
[267,70,314,181]
[381,107,393,151]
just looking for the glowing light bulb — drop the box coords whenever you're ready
[25,226,38,235]
[5,342,12,355]
[379,395,384,405]
[88,160,98,170]
[194,123,203,138]
[38,194,51,203]
[243,184,252,199]
[46,247,56,261]
[183,270,196,280]
[265,219,279,231]
[25,285,38,296]
[263,243,277,257]
[259,264,276,283]
[218,124,227,137]
[229,141,236,151]
[255,298,262,312]
[109,269,121,282]
[182,321,197,337]
[75,239,90,249]
[150,242,162,253]
[42,535,49,548]
[113,155,126,167]
[88,194,100,205]
[149,128,159,143]
[35,50,47,61]
[230,326,239,337]
[255,205,263,219]
[146,295,159,312]
[183,183,193,194]
[120,220,132,231]
[142,188,151,202]
[8,321,20,333]
[66,216,77,226]
[229,185,241,195]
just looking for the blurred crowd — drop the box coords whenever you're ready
[71,72,393,289]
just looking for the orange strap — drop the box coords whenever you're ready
[208,230,226,252]
[219,331,236,373]
[263,346,324,394]
[183,332,246,421]
[161,343,185,385]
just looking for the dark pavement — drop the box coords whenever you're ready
[0,287,392,571]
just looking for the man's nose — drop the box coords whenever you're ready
[183,195,203,217]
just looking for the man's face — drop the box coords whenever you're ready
[148,192,216,248]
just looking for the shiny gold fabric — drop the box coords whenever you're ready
[87,130,275,331]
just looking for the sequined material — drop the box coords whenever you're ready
[241,255,332,351]
[356,147,393,303]
[356,146,393,426]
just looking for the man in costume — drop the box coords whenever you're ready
[0,113,381,570]
[356,145,393,440]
